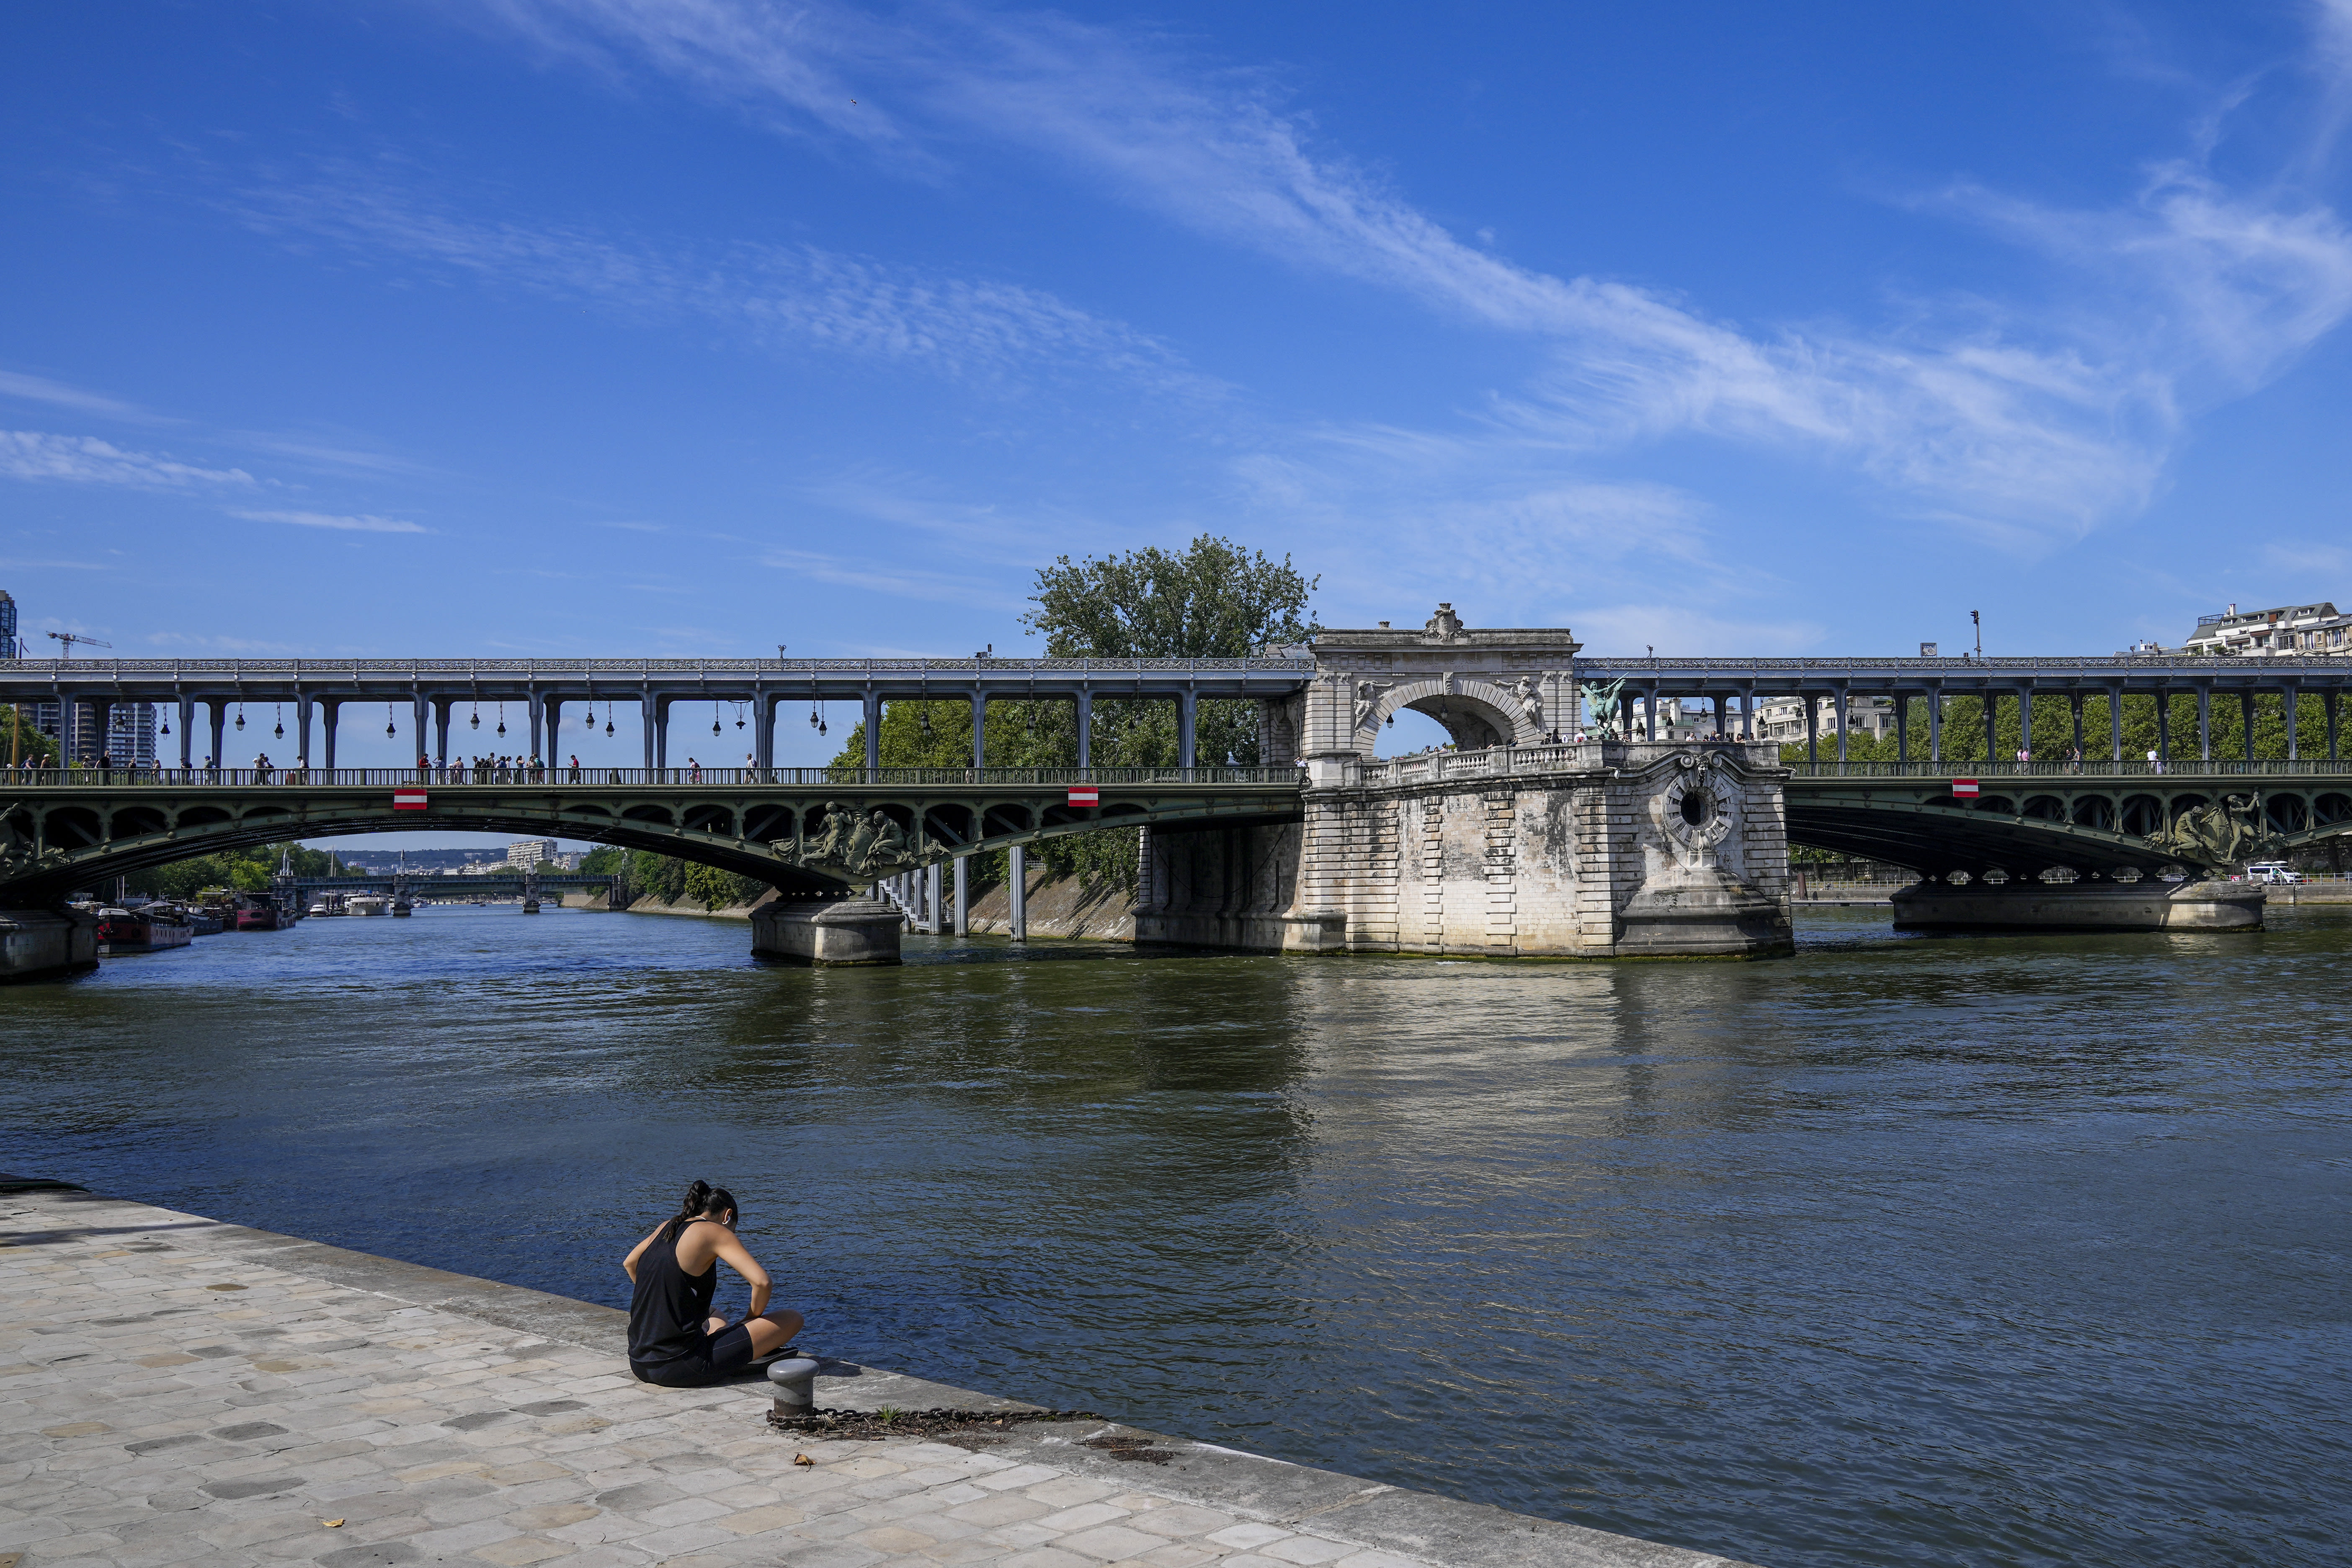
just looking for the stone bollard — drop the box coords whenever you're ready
[767,1357,822,1419]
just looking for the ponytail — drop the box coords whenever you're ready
[660,1179,738,1242]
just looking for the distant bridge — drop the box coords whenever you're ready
[276,872,620,901]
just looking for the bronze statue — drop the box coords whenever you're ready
[2148,793,2275,869]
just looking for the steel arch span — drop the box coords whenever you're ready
[1784,762,2352,877]
[0,768,1305,905]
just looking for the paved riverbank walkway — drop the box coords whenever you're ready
[0,1183,1754,1568]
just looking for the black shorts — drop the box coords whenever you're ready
[631,1322,758,1388]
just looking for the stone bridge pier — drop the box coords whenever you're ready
[1136,609,1795,959]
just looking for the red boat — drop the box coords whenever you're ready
[96,907,196,952]
[234,900,284,931]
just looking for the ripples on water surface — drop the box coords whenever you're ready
[6,903,2350,1567]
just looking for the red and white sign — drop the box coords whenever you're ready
[393,788,429,812]
[1068,787,1100,807]
[1951,779,1980,799]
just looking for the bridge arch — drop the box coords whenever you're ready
[1362,678,1542,752]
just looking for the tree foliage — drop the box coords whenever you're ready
[831,536,1320,892]
[3,707,57,767]
[121,841,349,899]
[1780,691,2340,766]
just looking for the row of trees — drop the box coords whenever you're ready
[1779,691,2344,766]
[120,842,353,899]
[580,845,770,911]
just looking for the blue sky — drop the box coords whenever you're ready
[8,0,2352,779]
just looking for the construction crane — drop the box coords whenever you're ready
[46,631,112,658]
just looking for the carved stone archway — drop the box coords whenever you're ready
[1358,676,1546,752]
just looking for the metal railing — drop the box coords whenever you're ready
[0,655,1317,678]
[0,764,1304,789]
[1786,759,2352,780]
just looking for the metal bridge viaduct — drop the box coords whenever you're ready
[8,603,2352,975]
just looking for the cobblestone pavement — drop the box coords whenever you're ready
[0,1187,1751,1568]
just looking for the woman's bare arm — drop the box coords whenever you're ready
[621,1224,666,1282]
[709,1228,774,1321]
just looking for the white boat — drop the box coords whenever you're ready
[348,893,390,916]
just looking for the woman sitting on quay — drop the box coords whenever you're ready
[623,1180,803,1387]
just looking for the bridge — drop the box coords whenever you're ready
[8,604,2352,973]
[276,872,621,903]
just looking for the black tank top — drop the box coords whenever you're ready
[628,1224,717,1366]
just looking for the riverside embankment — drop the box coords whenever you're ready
[1,1181,1752,1568]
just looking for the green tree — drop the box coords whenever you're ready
[832,536,1319,892]
[1781,690,2339,768]
[3,706,57,767]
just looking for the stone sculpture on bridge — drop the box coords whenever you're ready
[780,802,937,879]
[2147,794,2275,869]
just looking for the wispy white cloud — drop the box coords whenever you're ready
[0,556,111,571]
[474,0,2352,547]
[0,430,255,487]
[146,630,308,654]
[761,546,1029,611]
[0,370,159,423]
[232,175,1215,396]
[229,508,429,534]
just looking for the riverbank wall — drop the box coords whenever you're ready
[1,1179,1760,1568]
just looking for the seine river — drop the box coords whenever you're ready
[8,902,2349,1568]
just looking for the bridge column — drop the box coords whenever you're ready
[2157,689,2172,761]
[645,694,660,772]
[753,696,773,773]
[953,854,970,936]
[2285,683,2300,760]
[178,697,194,770]
[1712,694,1728,739]
[1620,692,1636,741]
[1075,691,1093,769]
[864,691,881,774]
[1896,694,1909,761]
[927,862,946,934]
[208,701,227,771]
[320,701,338,771]
[1804,693,1817,765]
[528,694,544,761]
[547,699,564,766]
[1179,689,1198,769]
[2069,694,2083,760]
[2328,691,2340,761]
[434,701,452,767]
[1009,844,1028,942]
[2241,691,2256,761]
[297,699,314,768]
[411,696,428,767]
[1741,683,1759,742]
[1983,691,1998,765]
[2197,686,2211,761]
[2107,687,2123,761]
[1927,689,1942,762]
[970,694,987,768]
[1832,686,1849,765]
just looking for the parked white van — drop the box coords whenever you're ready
[2244,862,2305,885]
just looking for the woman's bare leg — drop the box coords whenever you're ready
[704,1314,730,1336]
[743,1310,804,1357]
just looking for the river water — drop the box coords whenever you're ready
[6,903,2349,1567]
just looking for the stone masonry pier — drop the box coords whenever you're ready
[0,1182,1760,1568]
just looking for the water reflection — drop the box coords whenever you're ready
[5,903,2349,1568]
